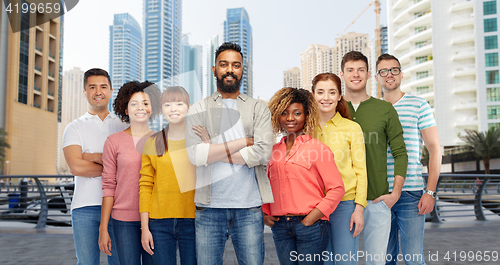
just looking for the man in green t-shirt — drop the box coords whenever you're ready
[340,51,408,265]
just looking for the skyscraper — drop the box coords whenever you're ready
[1,7,62,174]
[224,7,253,96]
[283,67,301,88]
[108,13,142,111]
[387,0,499,148]
[144,0,182,131]
[181,35,203,104]
[205,31,224,97]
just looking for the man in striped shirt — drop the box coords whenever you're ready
[376,54,442,265]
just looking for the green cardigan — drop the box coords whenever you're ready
[348,97,408,200]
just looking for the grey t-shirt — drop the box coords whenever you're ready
[203,98,262,208]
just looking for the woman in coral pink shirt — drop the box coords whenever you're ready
[99,81,161,265]
[263,87,345,265]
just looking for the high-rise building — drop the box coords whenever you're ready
[205,31,224,97]
[1,5,62,175]
[387,0,499,148]
[224,7,253,96]
[283,67,301,88]
[180,35,203,104]
[381,26,389,54]
[300,44,336,91]
[144,0,182,131]
[108,13,142,111]
[300,32,371,92]
[57,67,87,173]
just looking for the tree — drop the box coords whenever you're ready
[459,128,500,174]
[0,128,10,172]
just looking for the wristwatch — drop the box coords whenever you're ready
[425,190,436,198]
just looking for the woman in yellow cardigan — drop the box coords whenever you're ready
[139,86,198,265]
[312,73,368,265]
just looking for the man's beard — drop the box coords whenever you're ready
[216,73,241,93]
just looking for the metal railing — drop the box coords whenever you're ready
[424,173,500,223]
[0,175,73,228]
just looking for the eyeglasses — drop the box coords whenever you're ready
[377,67,401,77]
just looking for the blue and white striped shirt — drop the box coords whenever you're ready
[387,93,436,191]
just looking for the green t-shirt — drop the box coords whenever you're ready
[348,97,408,200]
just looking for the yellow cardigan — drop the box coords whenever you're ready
[139,138,196,218]
[314,112,368,208]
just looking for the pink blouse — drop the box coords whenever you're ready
[262,134,345,220]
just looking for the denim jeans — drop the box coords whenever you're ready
[111,218,153,265]
[324,200,359,265]
[195,206,265,265]
[386,191,426,265]
[148,218,196,265]
[362,200,391,265]
[271,216,329,265]
[71,205,120,265]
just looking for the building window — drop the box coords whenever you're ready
[18,0,30,105]
[415,56,429,64]
[486,53,499,67]
[416,71,429,80]
[488,105,500,119]
[487,87,500,101]
[484,18,498,32]
[485,36,498,49]
[414,26,427,34]
[487,70,500,84]
[489,123,500,129]
[484,1,497,15]
[416,86,430,95]
[415,41,428,49]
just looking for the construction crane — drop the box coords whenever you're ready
[344,0,383,97]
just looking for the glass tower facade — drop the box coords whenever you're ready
[224,8,253,97]
[144,0,182,131]
[108,13,142,111]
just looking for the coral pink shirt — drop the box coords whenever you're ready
[262,134,345,220]
[102,131,147,222]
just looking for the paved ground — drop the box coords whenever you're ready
[1,219,500,265]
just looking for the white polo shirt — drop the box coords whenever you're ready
[62,112,128,210]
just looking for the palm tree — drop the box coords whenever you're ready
[0,128,10,172]
[459,128,500,174]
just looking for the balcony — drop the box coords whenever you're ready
[404,59,433,73]
[455,116,478,127]
[33,103,41,109]
[402,72,434,90]
[452,35,475,45]
[34,66,42,73]
[398,41,433,61]
[453,64,476,77]
[35,45,42,53]
[454,99,477,110]
[392,0,409,10]
[48,91,54,97]
[34,86,41,92]
[451,14,475,29]
[48,72,55,79]
[49,53,55,61]
[452,48,475,61]
[394,26,432,51]
[393,12,431,35]
[451,0,474,12]
[454,83,476,94]
[393,0,430,24]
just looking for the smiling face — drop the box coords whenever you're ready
[84,75,112,111]
[375,59,403,91]
[340,60,370,92]
[314,80,342,115]
[163,101,189,125]
[213,50,244,94]
[280,102,306,135]
[125,92,152,124]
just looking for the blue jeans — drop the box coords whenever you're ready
[325,200,359,265]
[72,206,120,265]
[195,206,265,265]
[271,216,330,265]
[386,191,426,265]
[112,218,153,265]
[148,218,196,265]
[363,200,391,265]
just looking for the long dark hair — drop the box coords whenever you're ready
[153,86,190,157]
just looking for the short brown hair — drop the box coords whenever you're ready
[341,51,369,72]
[376,54,401,69]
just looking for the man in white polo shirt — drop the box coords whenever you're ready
[63,68,128,265]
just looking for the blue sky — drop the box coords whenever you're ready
[63,0,387,101]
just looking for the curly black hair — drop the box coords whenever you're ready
[268,87,319,135]
[113,81,162,123]
[215,42,244,63]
